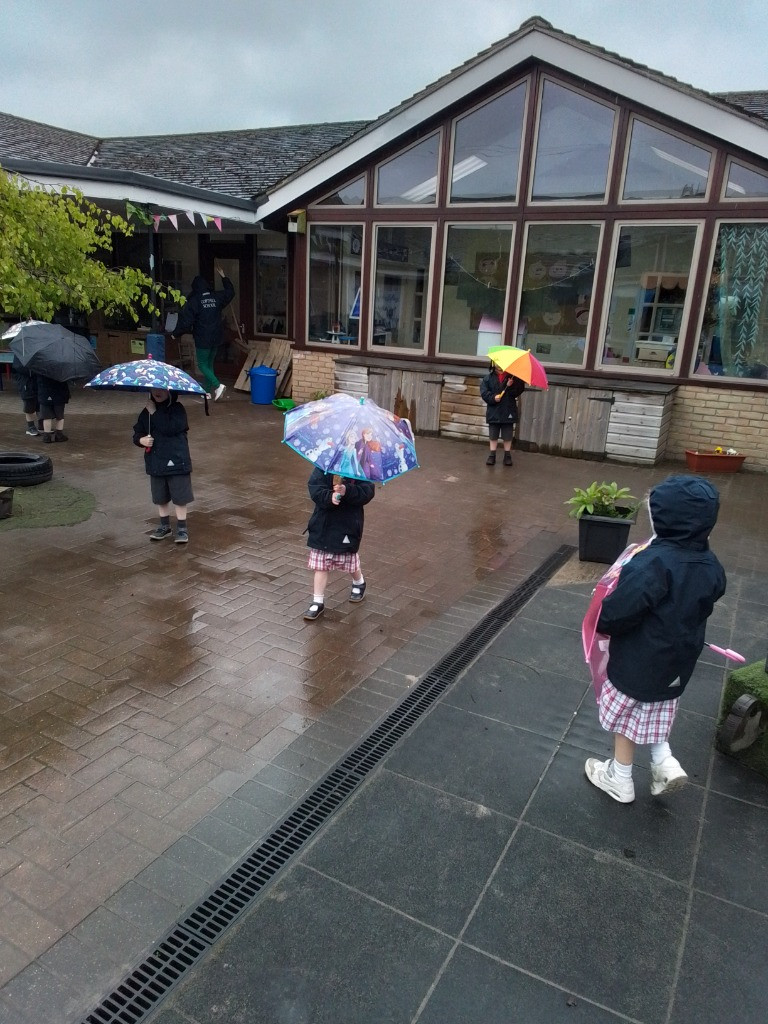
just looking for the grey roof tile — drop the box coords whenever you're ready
[0,111,99,164]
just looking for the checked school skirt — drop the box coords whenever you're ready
[598,680,679,744]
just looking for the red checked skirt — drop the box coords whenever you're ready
[598,680,679,744]
[307,549,361,573]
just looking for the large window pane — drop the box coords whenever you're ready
[531,81,615,201]
[623,120,711,201]
[724,160,768,200]
[518,223,601,366]
[450,85,526,203]
[308,225,363,345]
[438,225,514,356]
[601,224,698,370]
[697,223,768,380]
[372,226,433,349]
[376,135,440,205]
[316,176,366,206]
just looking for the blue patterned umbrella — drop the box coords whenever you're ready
[85,358,206,395]
[282,392,419,484]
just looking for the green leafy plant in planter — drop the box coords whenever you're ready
[565,481,640,564]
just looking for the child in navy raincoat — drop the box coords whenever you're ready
[585,475,726,804]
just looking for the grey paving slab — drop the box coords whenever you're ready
[517,583,591,632]
[148,866,453,1024]
[187,814,254,858]
[162,835,233,883]
[384,701,558,819]
[418,944,627,1024]
[445,651,590,741]
[524,744,706,883]
[1,962,83,1024]
[670,892,768,1024]
[106,879,182,936]
[490,615,584,674]
[695,790,768,913]
[464,824,689,1024]
[302,769,514,935]
[709,751,768,807]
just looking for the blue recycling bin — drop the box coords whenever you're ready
[146,333,165,361]
[248,365,278,405]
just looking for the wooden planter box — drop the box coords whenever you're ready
[685,450,746,473]
[578,507,637,564]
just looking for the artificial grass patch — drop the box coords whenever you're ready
[0,480,96,531]
[719,660,768,778]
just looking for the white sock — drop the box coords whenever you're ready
[612,759,633,780]
[650,741,672,765]
[352,576,364,585]
[313,594,324,604]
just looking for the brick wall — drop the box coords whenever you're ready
[667,386,768,472]
[292,351,337,403]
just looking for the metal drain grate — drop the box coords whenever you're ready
[81,544,574,1024]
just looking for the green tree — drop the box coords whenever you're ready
[0,166,180,321]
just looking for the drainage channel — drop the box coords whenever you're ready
[81,544,575,1024]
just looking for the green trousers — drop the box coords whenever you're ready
[196,346,220,393]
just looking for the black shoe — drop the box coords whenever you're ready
[42,433,53,444]
[349,581,366,603]
[175,527,189,544]
[25,423,39,436]
[54,430,68,442]
[303,602,325,621]
[486,453,496,465]
[503,452,513,466]
[149,525,173,541]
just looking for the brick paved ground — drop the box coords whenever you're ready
[0,381,766,1019]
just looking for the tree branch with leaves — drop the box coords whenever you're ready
[0,167,182,321]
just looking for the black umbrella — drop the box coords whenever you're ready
[6,322,101,382]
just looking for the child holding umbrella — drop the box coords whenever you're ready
[133,388,194,544]
[303,468,375,621]
[479,363,525,466]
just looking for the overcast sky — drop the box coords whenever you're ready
[1,0,766,137]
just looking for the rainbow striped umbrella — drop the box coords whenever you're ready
[487,346,549,389]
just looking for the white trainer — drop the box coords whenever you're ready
[650,755,688,796]
[585,758,635,803]
[214,383,226,401]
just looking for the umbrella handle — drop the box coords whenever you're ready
[706,643,746,663]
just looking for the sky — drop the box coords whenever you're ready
[1,0,766,138]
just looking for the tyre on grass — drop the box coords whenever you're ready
[0,453,54,487]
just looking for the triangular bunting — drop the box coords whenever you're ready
[213,217,222,232]
[168,214,178,230]
[185,211,196,226]
[153,215,162,232]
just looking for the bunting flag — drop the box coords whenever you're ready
[124,200,224,232]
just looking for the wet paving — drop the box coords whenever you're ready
[1,381,767,1014]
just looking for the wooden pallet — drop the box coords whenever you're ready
[233,338,292,393]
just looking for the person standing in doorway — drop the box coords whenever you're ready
[172,267,234,401]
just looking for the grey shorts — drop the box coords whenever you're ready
[488,423,515,442]
[150,474,194,506]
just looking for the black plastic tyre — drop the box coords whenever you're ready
[0,452,54,487]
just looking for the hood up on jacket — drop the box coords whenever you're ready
[190,276,212,295]
[649,475,720,549]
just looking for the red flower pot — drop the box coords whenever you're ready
[685,450,746,473]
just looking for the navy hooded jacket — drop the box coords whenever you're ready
[306,468,375,554]
[597,475,727,702]
[173,275,235,349]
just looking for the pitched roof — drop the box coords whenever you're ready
[0,111,98,164]
[91,121,370,200]
[716,91,768,120]
[0,112,370,201]
[1,18,767,212]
